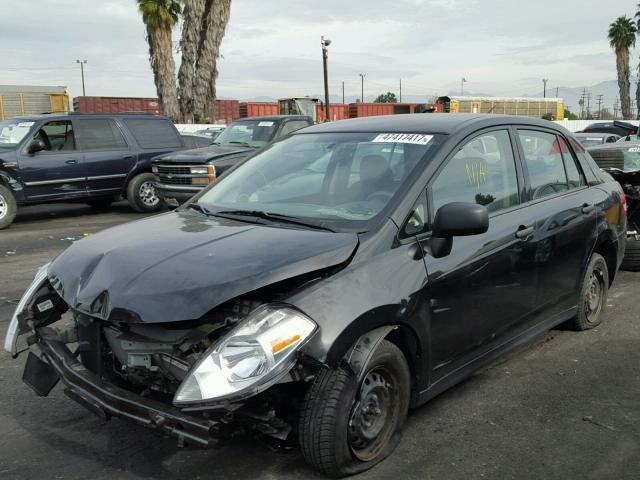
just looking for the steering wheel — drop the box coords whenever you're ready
[532,184,562,200]
[366,191,393,203]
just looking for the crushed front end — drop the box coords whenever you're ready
[6,267,320,448]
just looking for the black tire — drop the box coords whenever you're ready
[86,198,114,209]
[298,340,410,477]
[566,253,609,331]
[621,236,640,272]
[126,173,162,213]
[0,184,17,230]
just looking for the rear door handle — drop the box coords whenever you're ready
[65,159,79,165]
[122,155,134,160]
[515,225,534,240]
[581,203,595,214]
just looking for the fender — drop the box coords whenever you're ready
[344,325,397,381]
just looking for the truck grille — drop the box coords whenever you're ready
[153,164,215,186]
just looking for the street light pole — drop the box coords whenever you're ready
[359,73,366,102]
[461,77,467,96]
[321,36,331,122]
[542,78,548,98]
[76,59,87,96]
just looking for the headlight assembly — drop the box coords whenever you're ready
[174,305,316,405]
[4,263,50,356]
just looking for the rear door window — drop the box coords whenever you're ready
[518,130,568,200]
[76,119,128,150]
[556,136,584,188]
[123,118,182,148]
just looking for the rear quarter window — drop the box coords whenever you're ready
[123,118,182,149]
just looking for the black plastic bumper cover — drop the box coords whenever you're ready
[36,333,221,447]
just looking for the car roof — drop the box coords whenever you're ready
[298,113,562,135]
[5,113,169,122]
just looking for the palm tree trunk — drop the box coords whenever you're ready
[178,0,206,122]
[617,48,632,119]
[147,25,180,122]
[636,64,640,120]
[193,0,231,121]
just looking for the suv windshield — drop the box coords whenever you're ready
[213,119,279,148]
[196,132,443,231]
[0,119,36,148]
[590,145,640,172]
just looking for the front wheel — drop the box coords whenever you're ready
[0,184,17,230]
[127,173,162,213]
[298,340,410,477]
[566,252,609,330]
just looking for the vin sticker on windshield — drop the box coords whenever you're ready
[628,147,640,153]
[17,122,35,127]
[258,121,274,127]
[372,133,433,145]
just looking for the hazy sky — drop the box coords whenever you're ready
[2,0,637,102]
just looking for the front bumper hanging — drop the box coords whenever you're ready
[33,329,223,448]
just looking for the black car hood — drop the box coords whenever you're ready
[48,212,358,324]
[153,144,255,164]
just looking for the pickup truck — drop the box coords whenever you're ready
[152,115,313,206]
[0,112,187,229]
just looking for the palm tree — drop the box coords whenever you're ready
[137,0,182,121]
[192,0,232,121]
[635,4,640,119]
[608,16,636,119]
[177,0,205,122]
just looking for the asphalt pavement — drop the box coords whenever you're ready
[0,202,639,479]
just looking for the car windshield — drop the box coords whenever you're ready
[0,119,36,148]
[577,136,605,148]
[213,120,278,148]
[590,145,640,172]
[196,132,443,232]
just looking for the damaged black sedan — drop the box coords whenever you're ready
[5,114,626,477]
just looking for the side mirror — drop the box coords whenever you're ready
[27,138,46,155]
[427,202,489,258]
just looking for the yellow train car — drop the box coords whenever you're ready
[437,96,564,120]
[0,85,69,120]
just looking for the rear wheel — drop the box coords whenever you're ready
[566,253,609,331]
[298,340,410,477]
[621,236,640,271]
[0,184,17,230]
[127,173,162,213]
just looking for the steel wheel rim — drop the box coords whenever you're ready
[348,367,399,462]
[139,181,159,207]
[585,268,604,322]
[0,194,7,219]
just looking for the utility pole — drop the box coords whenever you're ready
[321,36,331,122]
[76,59,87,96]
[359,73,366,102]
[596,94,604,119]
[399,79,402,103]
[579,88,587,119]
[556,87,559,98]
[586,92,592,119]
[461,77,467,96]
[613,98,620,119]
[542,79,548,98]
[342,81,345,104]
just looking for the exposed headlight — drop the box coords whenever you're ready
[4,263,50,356]
[151,166,158,173]
[190,166,210,175]
[174,305,316,405]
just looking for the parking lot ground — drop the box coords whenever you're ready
[1,204,639,480]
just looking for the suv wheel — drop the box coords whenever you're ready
[298,340,410,477]
[0,184,17,230]
[127,173,162,213]
[566,252,609,330]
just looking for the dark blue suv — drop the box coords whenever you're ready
[0,113,187,229]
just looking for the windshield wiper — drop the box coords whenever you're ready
[216,210,335,232]
[228,141,251,146]
[186,203,213,215]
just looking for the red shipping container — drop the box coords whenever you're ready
[348,103,395,118]
[316,103,349,122]
[214,99,240,124]
[239,102,278,118]
[73,96,162,115]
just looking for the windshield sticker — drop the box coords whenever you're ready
[258,121,274,127]
[17,122,35,127]
[628,147,640,153]
[586,138,602,141]
[372,133,433,145]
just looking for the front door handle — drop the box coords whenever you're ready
[581,203,595,214]
[65,159,79,165]
[515,225,534,240]
[122,155,134,160]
